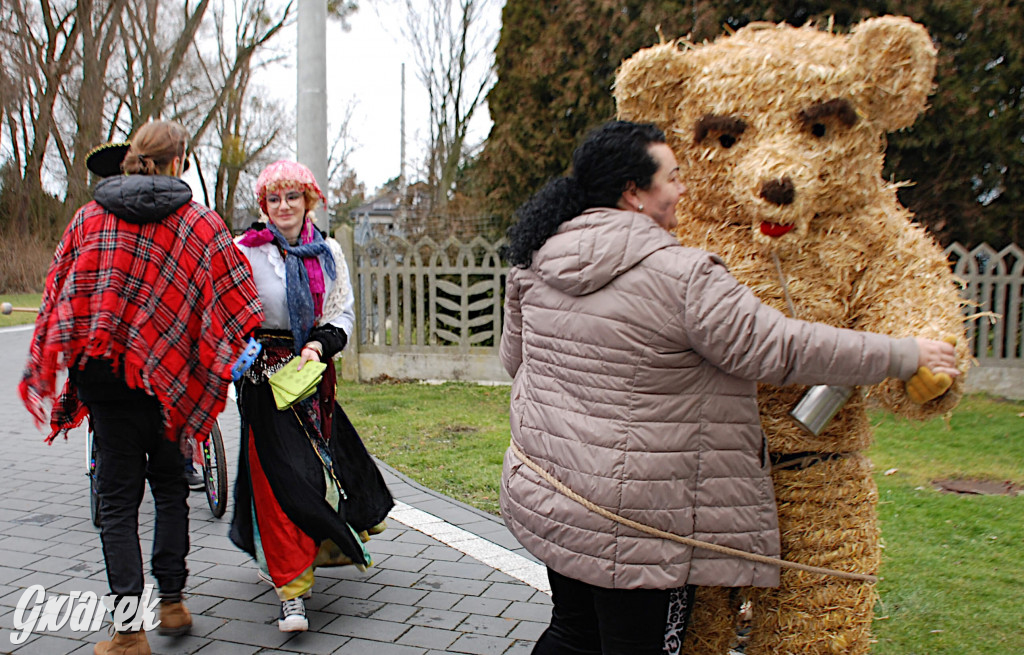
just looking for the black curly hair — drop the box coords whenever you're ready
[504,121,666,268]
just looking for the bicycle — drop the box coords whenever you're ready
[87,418,228,524]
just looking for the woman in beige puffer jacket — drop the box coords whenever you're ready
[499,121,959,655]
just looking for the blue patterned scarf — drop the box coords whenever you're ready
[266,222,336,353]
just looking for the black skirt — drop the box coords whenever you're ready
[229,339,393,566]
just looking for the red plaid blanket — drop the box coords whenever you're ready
[20,199,264,447]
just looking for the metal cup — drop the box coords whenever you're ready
[789,385,854,436]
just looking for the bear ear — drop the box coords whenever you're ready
[614,42,694,128]
[849,16,937,132]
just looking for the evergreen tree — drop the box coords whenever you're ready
[480,0,1022,247]
[479,0,717,229]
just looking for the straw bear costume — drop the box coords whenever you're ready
[615,17,968,655]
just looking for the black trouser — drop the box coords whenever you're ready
[78,362,189,600]
[533,567,686,655]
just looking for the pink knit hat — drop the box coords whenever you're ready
[255,160,326,214]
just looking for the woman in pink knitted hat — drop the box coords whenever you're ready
[229,160,393,632]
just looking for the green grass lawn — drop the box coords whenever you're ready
[0,293,41,327]
[339,379,1023,654]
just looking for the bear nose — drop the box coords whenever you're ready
[759,177,796,206]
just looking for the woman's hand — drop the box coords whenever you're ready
[907,337,959,404]
[915,337,960,378]
[296,341,322,371]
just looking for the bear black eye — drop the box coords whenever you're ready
[799,99,858,140]
[695,114,747,149]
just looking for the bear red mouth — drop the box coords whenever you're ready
[759,221,795,237]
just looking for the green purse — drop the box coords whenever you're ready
[268,359,327,410]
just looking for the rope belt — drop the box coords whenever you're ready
[509,440,878,584]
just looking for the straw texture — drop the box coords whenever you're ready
[615,16,968,655]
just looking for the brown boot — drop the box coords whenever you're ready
[93,630,151,655]
[157,600,192,636]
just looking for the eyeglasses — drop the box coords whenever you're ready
[266,191,304,207]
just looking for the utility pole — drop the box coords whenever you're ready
[400,62,406,192]
[297,0,328,232]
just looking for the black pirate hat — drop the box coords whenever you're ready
[86,140,190,178]
[85,141,131,178]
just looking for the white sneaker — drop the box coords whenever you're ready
[278,597,308,632]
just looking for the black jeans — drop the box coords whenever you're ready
[533,567,687,655]
[79,365,189,599]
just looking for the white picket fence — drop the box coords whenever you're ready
[335,226,1023,397]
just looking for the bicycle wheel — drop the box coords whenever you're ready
[202,420,228,518]
[86,428,101,527]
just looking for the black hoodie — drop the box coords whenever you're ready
[93,174,193,225]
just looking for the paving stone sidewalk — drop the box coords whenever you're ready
[0,326,551,655]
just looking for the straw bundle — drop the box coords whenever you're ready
[615,16,968,655]
[681,586,744,653]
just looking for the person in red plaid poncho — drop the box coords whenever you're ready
[20,120,263,655]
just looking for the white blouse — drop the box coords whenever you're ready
[235,237,355,346]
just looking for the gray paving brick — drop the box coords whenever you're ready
[37,542,91,559]
[188,548,254,567]
[418,545,462,562]
[367,586,428,606]
[201,564,269,584]
[320,614,409,641]
[208,598,279,623]
[184,594,227,616]
[189,579,268,602]
[528,591,552,605]
[8,634,87,655]
[145,632,211,654]
[331,638,426,654]
[363,569,423,589]
[396,625,459,650]
[500,602,551,623]
[480,582,535,603]
[451,596,510,617]
[0,566,26,586]
[413,575,489,596]
[0,550,43,569]
[368,540,427,558]
[5,571,70,592]
[420,560,493,581]
[275,630,348,654]
[502,640,537,655]
[447,633,515,655]
[393,531,439,547]
[375,555,429,573]
[306,608,341,632]
[415,591,462,611]
[194,641,261,655]
[321,579,382,601]
[60,530,98,546]
[59,560,106,578]
[322,597,385,618]
[207,619,294,648]
[508,620,546,641]
[3,525,65,541]
[406,608,468,631]
[456,613,517,637]
[183,612,229,639]
[369,603,419,624]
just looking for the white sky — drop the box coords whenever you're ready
[252,1,499,195]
